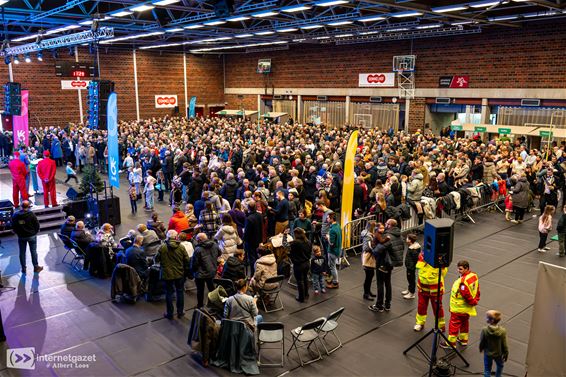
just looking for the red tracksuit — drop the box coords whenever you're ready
[8,158,28,207]
[37,157,58,207]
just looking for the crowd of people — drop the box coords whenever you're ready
[10,114,565,377]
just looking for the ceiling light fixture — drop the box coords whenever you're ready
[327,20,353,26]
[235,33,253,38]
[300,24,323,29]
[251,11,279,17]
[281,4,312,13]
[255,31,275,35]
[24,53,31,63]
[469,0,501,8]
[130,4,155,12]
[276,28,298,32]
[203,20,226,26]
[391,11,423,18]
[335,33,352,37]
[315,0,349,6]
[139,42,183,49]
[432,5,468,13]
[100,31,164,44]
[13,55,19,64]
[416,23,442,29]
[227,16,250,22]
[488,15,519,21]
[185,24,204,29]
[152,0,180,5]
[358,15,386,22]
[166,27,183,32]
[110,10,133,17]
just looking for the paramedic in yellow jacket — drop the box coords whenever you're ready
[442,260,480,348]
[413,253,448,332]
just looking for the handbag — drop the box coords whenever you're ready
[155,183,163,191]
[362,251,376,269]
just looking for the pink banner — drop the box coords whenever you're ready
[13,90,29,147]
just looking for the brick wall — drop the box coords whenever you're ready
[0,48,224,129]
[225,19,566,89]
[224,94,257,111]
[408,98,426,133]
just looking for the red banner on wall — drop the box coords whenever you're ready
[13,90,29,147]
[439,75,469,88]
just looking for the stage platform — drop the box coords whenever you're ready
[0,166,564,376]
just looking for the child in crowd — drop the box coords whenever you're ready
[128,182,138,215]
[555,205,566,257]
[216,257,225,278]
[310,245,326,295]
[402,233,420,299]
[479,310,508,377]
[537,205,555,252]
[504,194,513,221]
[64,162,78,184]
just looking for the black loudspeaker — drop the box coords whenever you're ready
[423,218,454,268]
[98,196,121,226]
[4,82,21,116]
[173,105,179,114]
[1,113,12,131]
[66,187,79,200]
[213,0,234,17]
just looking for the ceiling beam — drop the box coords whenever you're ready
[362,0,520,28]
[523,0,563,10]
[30,0,91,21]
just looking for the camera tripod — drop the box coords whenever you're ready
[403,257,469,377]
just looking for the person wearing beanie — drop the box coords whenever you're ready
[36,150,58,208]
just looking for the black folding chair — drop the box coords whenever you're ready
[59,233,86,271]
[287,317,325,366]
[257,322,285,367]
[259,275,285,313]
[319,307,345,355]
[213,278,236,296]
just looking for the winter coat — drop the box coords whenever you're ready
[385,226,404,267]
[191,240,221,279]
[479,325,509,360]
[50,139,63,159]
[168,210,190,233]
[214,225,241,257]
[140,229,161,256]
[511,176,529,209]
[556,213,566,234]
[12,209,40,238]
[111,264,143,299]
[220,179,238,205]
[483,161,498,184]
[407,173,424,202]
[221,256,246,281]
[244,211,263,255]
[361,229,376,269]
[156,239,189,281]
[404,242,421,269]
[252,254,277,291]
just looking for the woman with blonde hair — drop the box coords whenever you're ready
[361,221,377,300]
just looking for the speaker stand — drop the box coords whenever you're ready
[403,261,469,376]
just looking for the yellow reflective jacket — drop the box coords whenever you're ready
[449,271,480,316]
[416,255,447,294]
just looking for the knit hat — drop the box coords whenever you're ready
[43,150,50,157]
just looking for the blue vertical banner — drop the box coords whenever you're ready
[188,96,197,118]
[107,92,120,189]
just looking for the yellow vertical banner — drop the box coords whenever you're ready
[340,130,358,249]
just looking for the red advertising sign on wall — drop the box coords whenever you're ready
[439,75,470,88]
[155,95,178,108]
[61,80,91,90]
[358,73,395,87]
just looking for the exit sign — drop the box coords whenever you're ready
[540,130,554,138]
[451,125,463,131]
[474,126,486,133]
[498,128,511,135]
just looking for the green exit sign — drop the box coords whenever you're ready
[540,131,554,138]
[474,126,487,133]
[451,125,463,131]
[498,128,511,135]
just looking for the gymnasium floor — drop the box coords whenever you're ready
[0,168,564,376]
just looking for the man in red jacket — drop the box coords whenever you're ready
[37,150,58,208]
[8,151,29,207]
[168,206,189,234]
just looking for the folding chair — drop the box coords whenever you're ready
[259,275,285,313]
[286,318,325,366]
[257,322,285,367]
[59,233,86,271]
[319,307,345,355]
[213,278,236,296]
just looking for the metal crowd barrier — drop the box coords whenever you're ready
[340,189,505,264]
